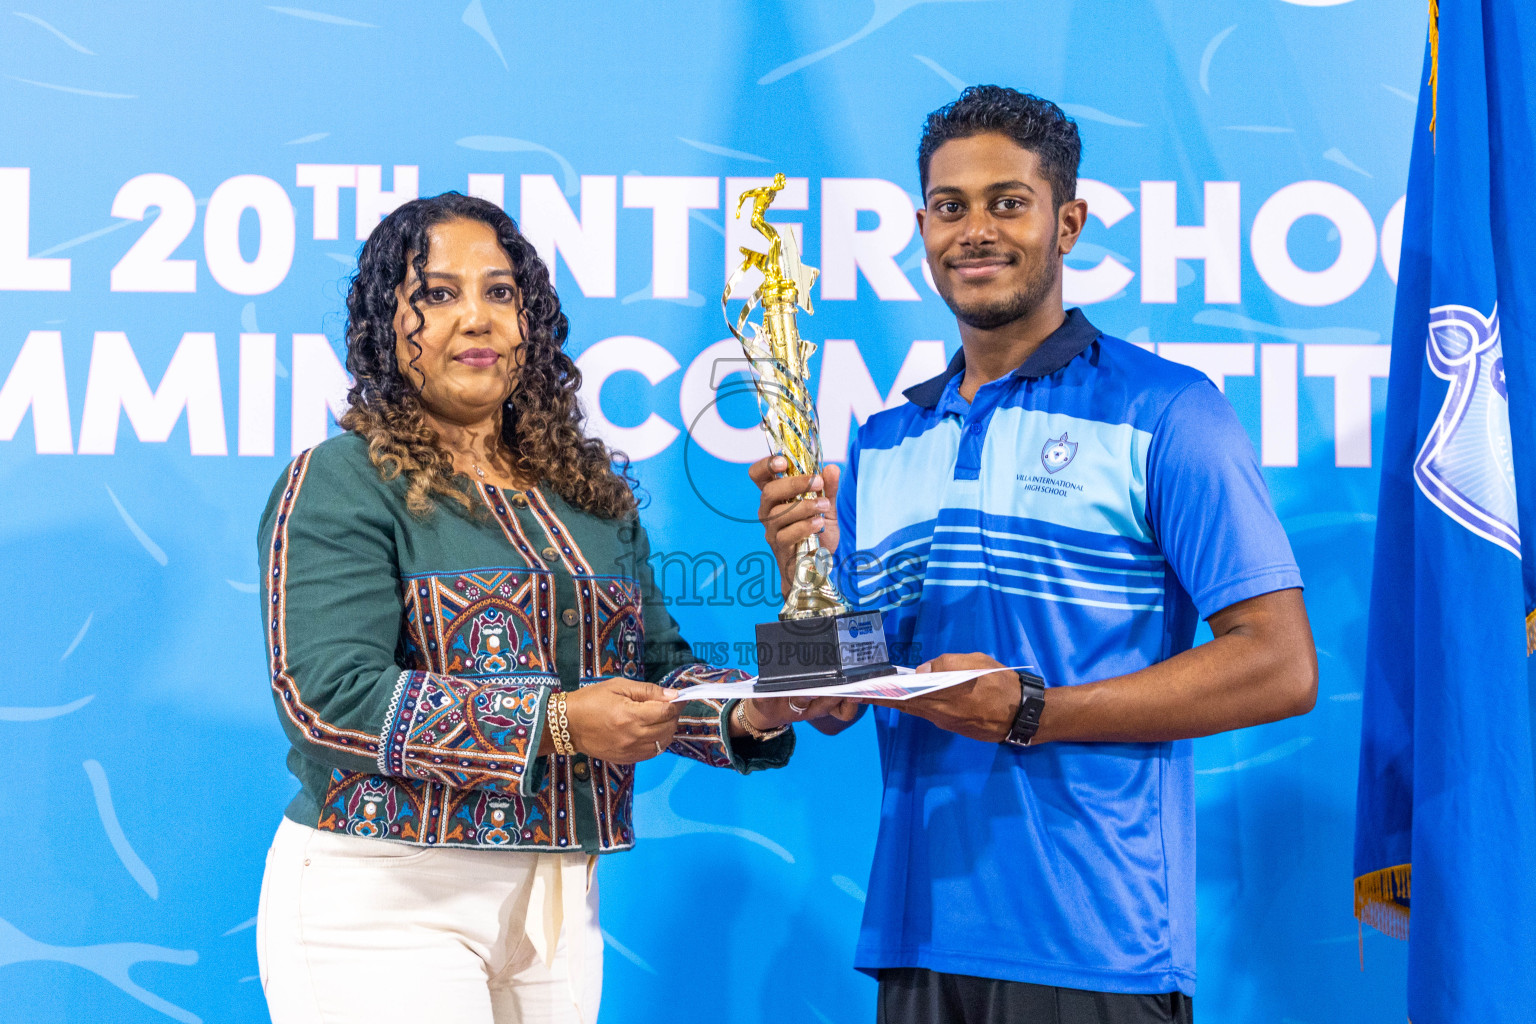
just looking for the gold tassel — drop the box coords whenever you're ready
[1428,0,1440,136]
[1355,863,1412,941]
[1526,608,1534,656]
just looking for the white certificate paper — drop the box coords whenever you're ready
[668,666,1007,703]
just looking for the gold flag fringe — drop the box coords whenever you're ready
[1355,864,1412,941]
[1526,608,1535,656]
[1428,0,1440,136]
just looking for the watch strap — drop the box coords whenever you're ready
[1003,670,1047,747]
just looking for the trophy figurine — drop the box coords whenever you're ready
[724,174,897,692]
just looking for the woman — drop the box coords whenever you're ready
[255,192,840,1024]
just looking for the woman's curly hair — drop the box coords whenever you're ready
[340,192,637,520]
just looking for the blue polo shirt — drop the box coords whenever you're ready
[836,309,1302,996]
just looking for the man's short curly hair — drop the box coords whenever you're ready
[918,86,1081,209]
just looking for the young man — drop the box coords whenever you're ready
[749,86,1317,1024]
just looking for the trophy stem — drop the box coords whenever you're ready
[780,535,848,620]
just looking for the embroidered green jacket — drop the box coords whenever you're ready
[258,432,790,852]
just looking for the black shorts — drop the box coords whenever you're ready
[877,968,1193,1024]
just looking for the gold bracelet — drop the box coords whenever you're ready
[546,691,563,754]
[548,691,574,756]
[733,700,788,741]
[557,692,573,755]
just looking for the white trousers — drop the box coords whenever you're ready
[257,817,602,1024]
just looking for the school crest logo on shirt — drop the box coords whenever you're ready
[1041,433,1078,474]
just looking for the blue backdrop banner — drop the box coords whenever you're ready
[2,2,1425,1022]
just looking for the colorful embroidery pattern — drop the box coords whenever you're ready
[318,767,571,847]
[268,451,383,761]
[577,576,644,681]
[474,483,546,567]
[662,664,751,769]
[592,758,636,847]
[442,784,555,846]
[525,489,594,575]
[381,670,549,793]
[319,769,423,841]
[401,570,554,675]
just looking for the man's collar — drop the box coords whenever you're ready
[902,308,1100,409]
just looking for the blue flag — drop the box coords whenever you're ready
[1354,2,1536,1020]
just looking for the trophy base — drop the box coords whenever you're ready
[751,611,898,692]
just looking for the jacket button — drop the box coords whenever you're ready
[541,546,559,562]
[511,493,529,508]
[572,760,591,782]
[562,608,579,627]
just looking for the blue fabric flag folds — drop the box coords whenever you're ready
[1354,2,1536,1021]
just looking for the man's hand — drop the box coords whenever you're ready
[867,653,1020,743]
[747,455,840,594]
[563,678,681,764]
[806,698,864,735]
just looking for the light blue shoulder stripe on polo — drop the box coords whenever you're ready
[923,575,1166,612]
[942,512,1164,561]
[849,536,932,609]
[980,406,1153,543]
[931,525,1165,571]
[855,418,960,551]
[925,546,1166,595]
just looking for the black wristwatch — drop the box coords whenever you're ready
[1002,670,1047,748]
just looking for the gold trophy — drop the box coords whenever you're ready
[724,174,896,692]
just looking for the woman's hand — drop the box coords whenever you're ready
[562,679,681,764]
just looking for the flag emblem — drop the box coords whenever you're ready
[1413,304,1520,557]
